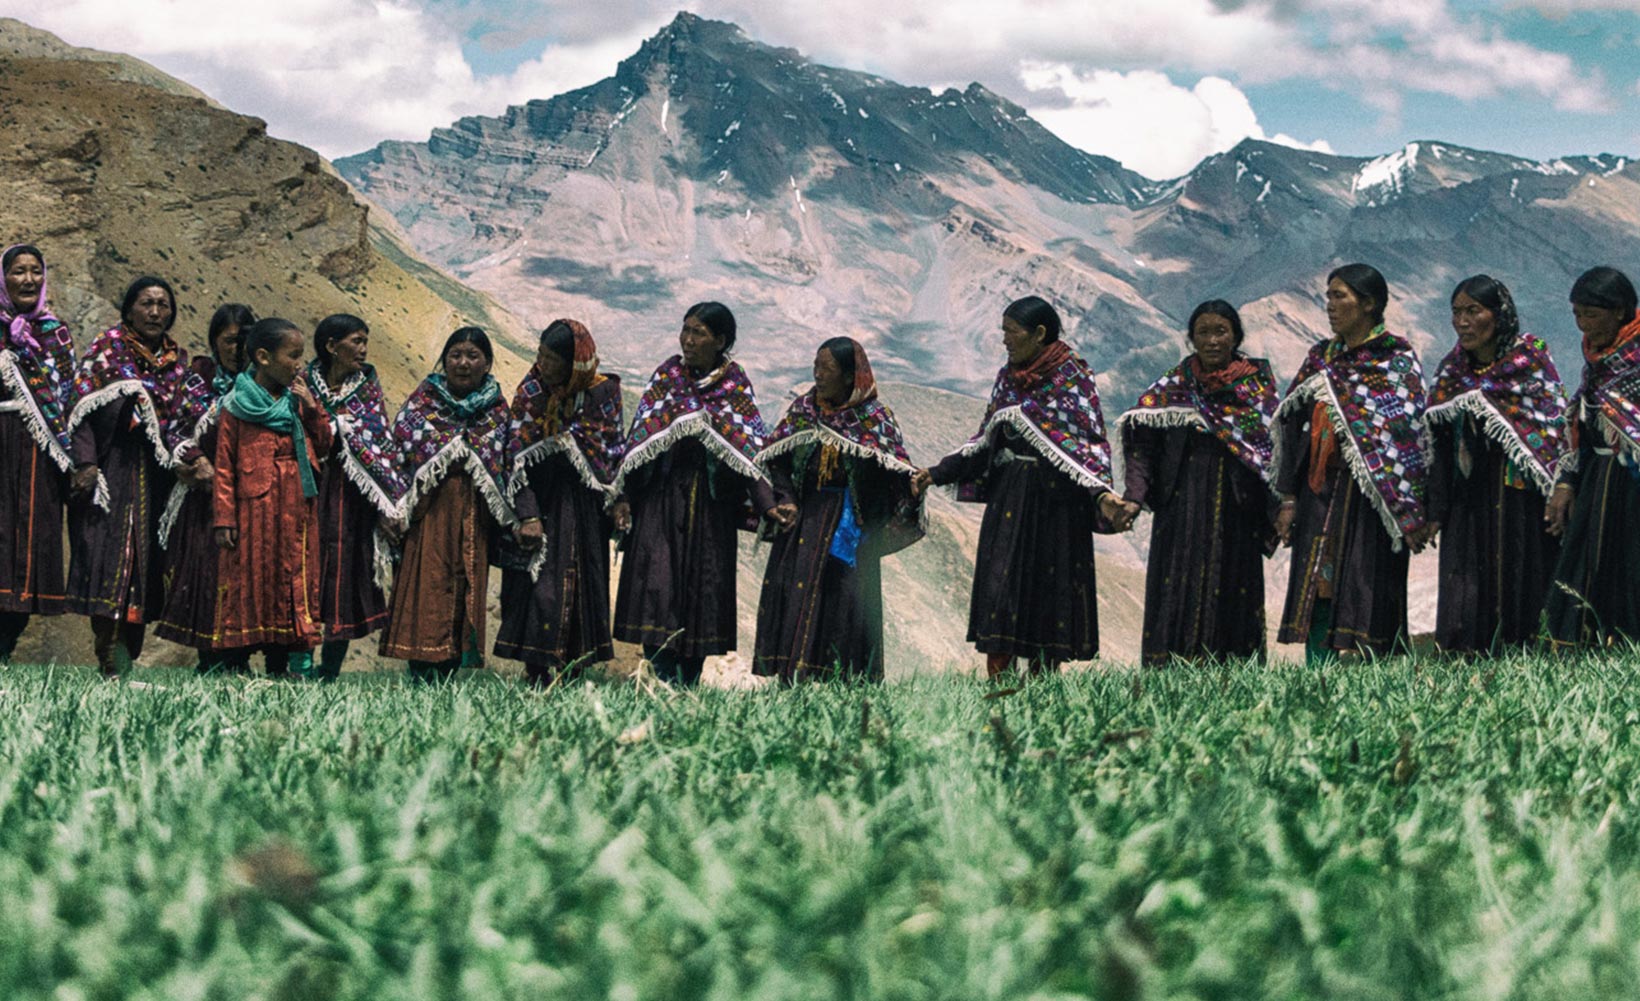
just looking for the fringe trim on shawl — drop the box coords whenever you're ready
[1111,406,1207,490]
[158,401,222,548]
[400,437,518,530]
[1276,373,1419,551]
[952,406,1114,494]
[1425,390,1559,496]
[372,527,396,599]
[334,438,400,519]
[753,425,919,477]
[67,380,175,512]
[157,482,192,550]
[507,436,617,504]
[612,412,768,497]
[0,350,73,472]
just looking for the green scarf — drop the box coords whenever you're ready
[223,369,318,498]
[428,371,501,417]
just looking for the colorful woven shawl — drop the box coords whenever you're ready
[67,326,191,509]
[0,250,77,471]
[758,338,923,554]
[507,321,625,497]
[390,373,515,526]
[1427,334,1567,494]
[1563,315,1640,474]
[304,360,403,517]
[1276,328,1429,545]
[157,359,231,549]
[614,353,769,494]
[952,340,1113,501]
[1117,354,1279,483]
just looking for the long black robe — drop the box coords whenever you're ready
[1427,418,1559,652]
[930,426,1100,662]
[66,396,173,626]
[493,451,615,667]
[1543,415,1640,648]
[0,407,67,617]
[1275,407,1409,654]
[1125,425,1271,665]
[753,452,915,682]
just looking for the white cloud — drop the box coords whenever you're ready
[1020,65,1333,179]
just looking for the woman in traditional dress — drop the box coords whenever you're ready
[211,318,332,676]
[912,296,1126,677]
[1543,266,1640,648]
[753,337,924,682]
[1425,275,1567,654]
[303,314,403,679]
[1116,300,1278,666]
[495,319,624,685]
[611,302,775,686]
[1274,263,1432,663]
[66,276,193,675]
[379,327,518,681]
[0,245,77,663]
[154,303,254,670]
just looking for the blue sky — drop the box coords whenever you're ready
[8,0,1638,178]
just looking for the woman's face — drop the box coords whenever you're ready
[444,340,491,396]
[1002,315,1046,366]
[1451,292,1498,357]
[1325,278,1373,338]
[125,286,174,343]
[813,347,850,404]
[1189,312,1237,370]
[536,341,570,387]
[329,329,369,377]
[4,254,44,313]
[256,332,306,389]
[214,324,243,374]
[1574,303,1627,349]
[679,315,725,371]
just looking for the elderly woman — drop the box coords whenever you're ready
[611,302,775,686]
[1275,264,1430,662]
[302,314,403,679]
[1117,300,1279,666]
[0,244,77,663]
[1425,276,1567,654]
[1543,267,1640,648]
[495,319,624,685]
[154,303,255,669]
[379,327,518,681]
[753,337,924,682]
[913,296,1125,677]
[66,276,194,675]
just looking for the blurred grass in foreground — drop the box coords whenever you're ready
[2,655,1639,1000]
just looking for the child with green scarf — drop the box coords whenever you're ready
[211,318,333,677]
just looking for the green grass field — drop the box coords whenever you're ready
[3,656,1638,1000]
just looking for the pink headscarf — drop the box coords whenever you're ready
[1,244,56,356]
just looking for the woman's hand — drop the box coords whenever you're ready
[289,379,316,410]
[1096,491,1130,530]
[1407,522,1439,553]
[179,456,215,488]
[769,503,799,532]
[515,517,544,550]
[612,500,632,534]
[910,469,933,498]
[1275,498,1297,547]
[382,517,407,545]
[215,527,237,550]
[1545,485,1574,537]
[70,464,99,496]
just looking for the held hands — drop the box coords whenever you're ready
[515,517,544,551]
[768,503,799,533]
[178,456,215,488]
[1406,522,1439,554]
[910,469,933,498]
[215,527,237,550]
[1545,485,1573,537]
[1097,491,1138,532]
[70,464,100,496]
[1275,498,1296,547]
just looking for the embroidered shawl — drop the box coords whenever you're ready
[507,321,625,498]
[757,338,924,555]
[1426,334,1567,494]
[1117,354,1279,484]
[951,341,1113,502]
[390,373,515,527]
[614,353,769,494]
[1562,315,1640,475]
[157,358,233,548]
[304,360,403,517]
[1276,329,1429,546]
[67,325,192,509]
[0,249,77,470]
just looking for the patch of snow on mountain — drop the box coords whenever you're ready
[1353,142,1421,205]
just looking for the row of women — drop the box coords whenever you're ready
[3,241,1638,681]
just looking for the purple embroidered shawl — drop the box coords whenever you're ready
[304,360,404,516]
[389,374,515,526]
[615,354,769,493]
[68,326,192,474]
[1118,356,1279,483]
[507,369,625,497]
[0,251,77,470]
[1427,334,1567,494]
